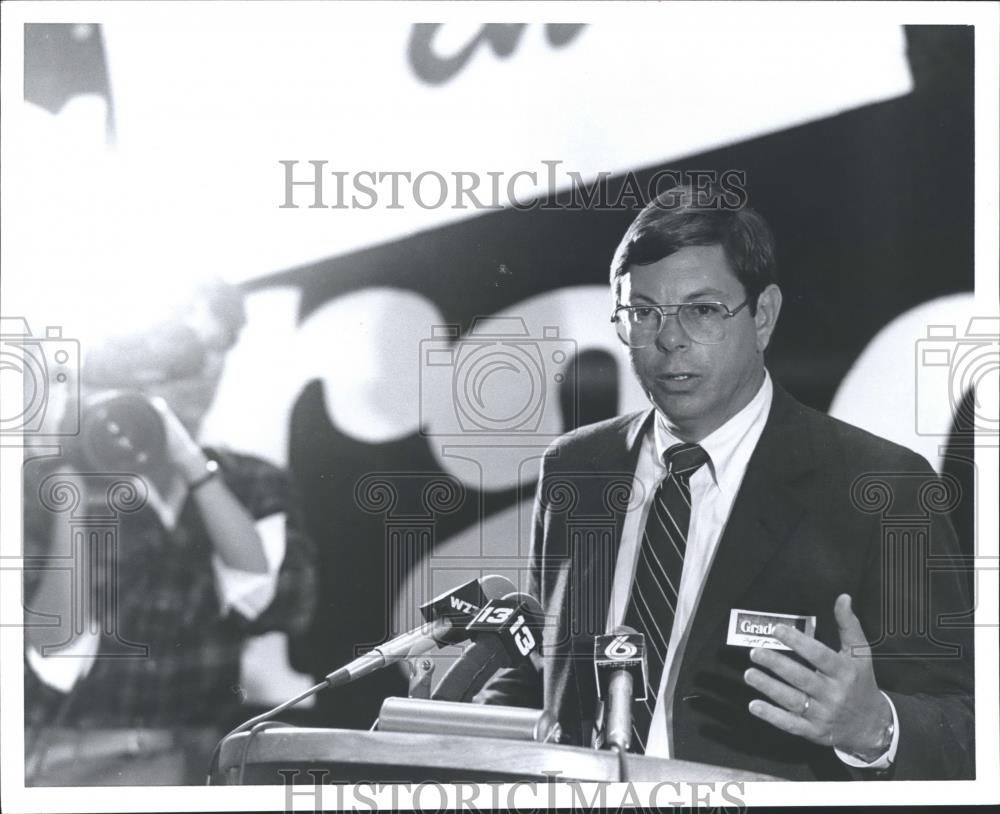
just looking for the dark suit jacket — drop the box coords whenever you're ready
[480,383,974,780]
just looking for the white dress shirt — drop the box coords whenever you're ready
[605,370,897,768]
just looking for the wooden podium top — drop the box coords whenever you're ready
[217,727,780,784]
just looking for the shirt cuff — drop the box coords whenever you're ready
[212,512,286,620]
[26,631,100,693]
[834,691,900,770]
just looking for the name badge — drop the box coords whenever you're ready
[726,608,816,650]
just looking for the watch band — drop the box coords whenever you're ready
[187,459,220,491]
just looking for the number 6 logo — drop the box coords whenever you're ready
[605,634,637,659]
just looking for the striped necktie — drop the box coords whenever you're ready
[624,441,709,753]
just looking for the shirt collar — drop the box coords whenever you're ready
[653,369,773,496]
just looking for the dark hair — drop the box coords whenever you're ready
[610,185,777,313]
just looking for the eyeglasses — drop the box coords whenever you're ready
[610,299,750,347]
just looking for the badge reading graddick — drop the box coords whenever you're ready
[726,608,817,650]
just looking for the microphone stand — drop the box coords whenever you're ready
[205,671,352,784]
[611,740,631,783]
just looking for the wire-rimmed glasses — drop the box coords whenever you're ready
[611,299,750,347]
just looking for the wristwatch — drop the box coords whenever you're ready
[187,458,219,490]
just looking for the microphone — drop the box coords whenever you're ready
[323,575,513,688]
[431,591,544,702]
[594,626,648,753]
[206,575,514,784]
[418,574,516,645]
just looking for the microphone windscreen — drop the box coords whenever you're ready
[500,591,545,616]
[419,575,516,629]
[479,574,516,601]
[431,637,513,702]
[432,591,544,702]
[420,575,514,647]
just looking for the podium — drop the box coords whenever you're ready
[216,728,780,784]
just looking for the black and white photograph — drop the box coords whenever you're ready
[1,2,997,811]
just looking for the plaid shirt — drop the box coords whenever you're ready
[23,448,317,728]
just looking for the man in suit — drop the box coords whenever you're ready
[480,186,974,780]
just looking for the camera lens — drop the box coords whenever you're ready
[80,391,167,473]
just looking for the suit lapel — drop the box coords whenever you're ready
[682,383,817,671]
[550,410,652,742]
[572,408,655,588]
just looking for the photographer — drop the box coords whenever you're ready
[22,281,317,785]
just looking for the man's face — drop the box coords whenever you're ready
[618,244,779,441]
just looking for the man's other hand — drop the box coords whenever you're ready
[743,594,893,760]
